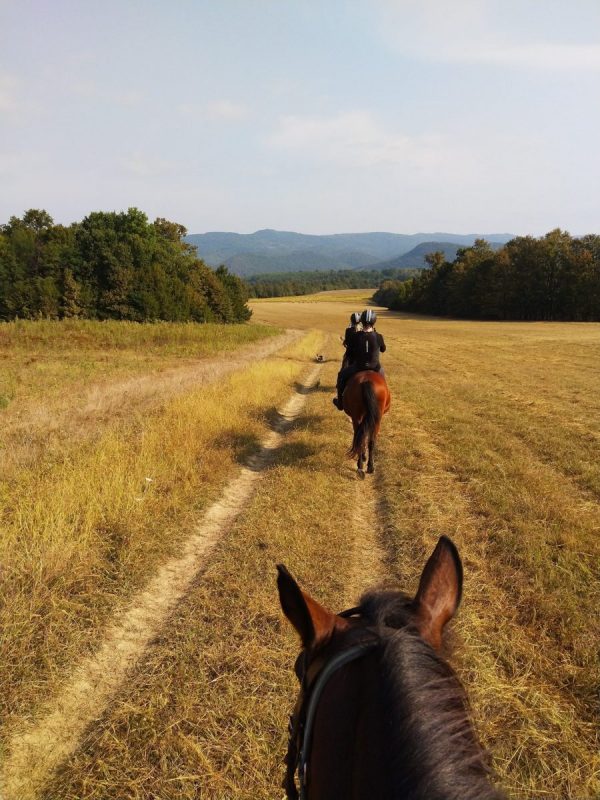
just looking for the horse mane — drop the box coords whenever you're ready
[355,589,506,800]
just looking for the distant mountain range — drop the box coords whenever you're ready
[185,229,514,277]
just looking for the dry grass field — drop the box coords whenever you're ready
[1,302,598,799]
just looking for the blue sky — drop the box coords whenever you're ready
[1,0,599,234]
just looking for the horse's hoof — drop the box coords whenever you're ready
[357,469,365,480]
[367,464,375,474]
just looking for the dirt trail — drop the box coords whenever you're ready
[0,363,322,800]
[343,478,388,608]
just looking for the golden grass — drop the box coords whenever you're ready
[0,320,290,486]
[250,287,374,305]
[4,293,599,799]
[0,326,317,759]
[245,295,600,797]
[0,318,277,354]
[0,318,279,411]
[375,330,600,799]
[41,348,367,800]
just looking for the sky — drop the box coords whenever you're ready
[1,0,599,235]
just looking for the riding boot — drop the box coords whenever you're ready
[332,388,344,410]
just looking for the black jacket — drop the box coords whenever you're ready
[346,330,386,370]
[343,326,358,347]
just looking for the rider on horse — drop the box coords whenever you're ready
[333,308,386,410]
[341,311,362,368]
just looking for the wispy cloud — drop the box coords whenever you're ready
[179,99,249,122]
[69,79,143,107]
[267,111,443,169]
[378,0,600,70]
[436,41,600,71]
[206,99,248,121]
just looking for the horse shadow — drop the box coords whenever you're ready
[218,394,324,472]
[270,440,316,467]
[217,431,263,465]
[265,407,325,434]
[294,380,333,395]
[245,437,316,473]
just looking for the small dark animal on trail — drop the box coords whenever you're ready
[343,369,390,477]
[315,354,324,363]
[277,536,505,800]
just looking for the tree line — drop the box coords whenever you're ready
[247,267,416,298]
[373,230,600,321]
[0,208,251,323]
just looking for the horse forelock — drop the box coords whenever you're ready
[356,588,416,629]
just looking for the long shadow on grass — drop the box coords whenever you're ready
[264,407,325,434]
[245,437,317,473]
[293,379,332,395]
[217,431,264,465]
[285,412,325,434]
[218,408,320,470]
[269,440,316,467]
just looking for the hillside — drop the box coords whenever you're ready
[366,240,503,270]
[185,229,514,276]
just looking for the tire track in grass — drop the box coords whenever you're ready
[344,478,388,608]
[0,364,322,800]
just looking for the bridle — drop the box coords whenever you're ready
[283,607,380,800]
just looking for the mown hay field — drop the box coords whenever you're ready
[252,295,600,799]
[1,301,599,799]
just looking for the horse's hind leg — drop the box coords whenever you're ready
[357,450,365,478]
[367,437,375,474]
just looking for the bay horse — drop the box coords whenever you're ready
[277,537,505,800]
[343,370,390,477]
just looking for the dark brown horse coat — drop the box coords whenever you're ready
[278,538,506,800]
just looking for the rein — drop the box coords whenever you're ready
[284,610,379,800]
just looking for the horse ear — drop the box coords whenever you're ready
[277,564,348,649]
[413,536,463,650]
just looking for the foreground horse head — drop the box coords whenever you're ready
[343,370,390,478]
[277,537,505,800]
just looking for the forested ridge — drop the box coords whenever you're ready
[185,229,513,275]
[373,231,600,321]
[247,267,416,298]
[0,209,251,323]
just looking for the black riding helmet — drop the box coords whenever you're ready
[361,308,377,326]
[350,311,361,325]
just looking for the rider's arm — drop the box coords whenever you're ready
[377,333,386,353]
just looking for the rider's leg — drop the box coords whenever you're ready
[333,367,345,408]
[334,365,356,409]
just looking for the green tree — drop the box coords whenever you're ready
[216,265,252,321]
[61,268,83,318]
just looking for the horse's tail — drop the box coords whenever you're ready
[348,380,381,458]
